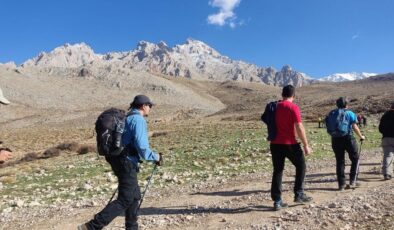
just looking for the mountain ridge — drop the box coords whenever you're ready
[14,39,312,87]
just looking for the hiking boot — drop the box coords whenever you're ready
[384,174,392,180]
[273,200,288,211]
[294,194,313,203]
[77,223,89,230]
[126,222,139,230]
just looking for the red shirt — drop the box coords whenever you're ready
[271,100,302,144]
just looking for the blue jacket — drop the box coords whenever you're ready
[122,109,159,165]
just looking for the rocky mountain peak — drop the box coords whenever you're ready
[175,38,220,57]
[0,61,17,69]
[157,41,168,48]
[281,65,292,72]
[51,42,96,57]
[22,42,99,68]
[136,41,156,51]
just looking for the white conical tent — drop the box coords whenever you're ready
[0,87,10,104]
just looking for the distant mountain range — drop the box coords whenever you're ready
[318,72,377,82]
[0,39,382,86]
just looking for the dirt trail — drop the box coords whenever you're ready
[6,149,392,230]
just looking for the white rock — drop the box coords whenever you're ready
[105,172,116,182]
[29,200,41,207]
[2,207,13,214]
[83,183,93,190]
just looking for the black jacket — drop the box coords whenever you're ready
[379,110,394,138]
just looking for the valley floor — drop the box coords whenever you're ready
[2,149,393,230]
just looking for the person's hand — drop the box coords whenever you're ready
[360,135,366,142]
[0,149,13,163]
[303,145,312,156]
[155,153,163,166]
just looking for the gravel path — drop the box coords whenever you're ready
[1,149,393,230]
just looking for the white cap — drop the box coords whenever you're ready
[0,87,10,105]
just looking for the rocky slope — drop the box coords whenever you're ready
[18,39,312,87]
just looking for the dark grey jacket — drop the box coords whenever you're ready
[379,110,394,138]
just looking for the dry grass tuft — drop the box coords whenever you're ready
[20,152,39,162]
[0,161,16,169]
[0,167,18,178]
[151,131,169,138]
[0,175,16,184]
[77,145,96,155]
[56,142,80,152]
[42,148,61,158]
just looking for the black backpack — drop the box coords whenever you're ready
[261,101,278,141]
[95,108,126,157]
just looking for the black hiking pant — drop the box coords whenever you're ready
[87,156,141,230]
[331,135,359,187]
[270,143,306,202]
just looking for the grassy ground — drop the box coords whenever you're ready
[0,118,383,210]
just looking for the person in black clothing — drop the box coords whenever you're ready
[362,116,367,127]
[328,97,365,190]
[379,101,394,180]
[78,95,162,230]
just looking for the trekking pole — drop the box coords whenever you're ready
[106,188,118,206]
[138,163,158,211]
[353,139,364,185]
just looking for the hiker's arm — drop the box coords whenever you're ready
[295,122,311,155]
[133,117,159,162]
[378,113,387,134]
[352,123,365,140]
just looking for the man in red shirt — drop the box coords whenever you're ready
[270,85,313,211]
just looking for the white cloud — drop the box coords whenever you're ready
[207,0,241,27]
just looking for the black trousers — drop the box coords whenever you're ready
[87,156,141,230]
[270,143,306,202]
[331,135,359,187]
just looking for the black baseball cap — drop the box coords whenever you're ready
[130,95,154,108]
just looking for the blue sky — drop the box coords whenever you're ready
[0,0,393,77]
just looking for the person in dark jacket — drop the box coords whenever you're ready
[362,116,367,127]
[78,95,162,230]
[379,101,394,180]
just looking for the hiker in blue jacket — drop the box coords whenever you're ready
[326,97,365,190]
[79,95,162,230]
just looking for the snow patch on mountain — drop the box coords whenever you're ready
[318,72,377,82]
